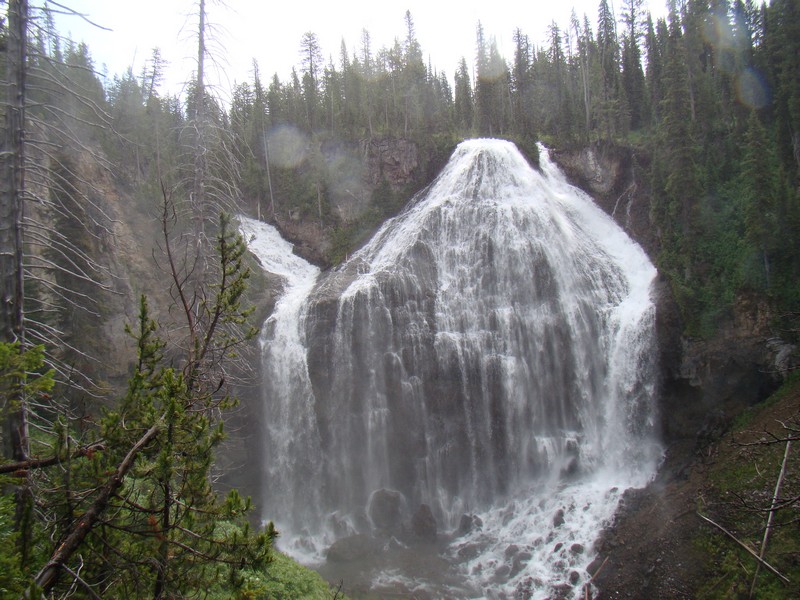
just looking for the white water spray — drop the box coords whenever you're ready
[243,140,661,598]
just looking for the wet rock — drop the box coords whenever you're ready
[326,512,353,539]
[510,551,533,578]
[456,542,483,561]
[553,542,564,553]
[362,138,419,188]
[326,534,381,563]
[515,576,535,599]
[384,536,406,551]
[368,488,405,533]
[569,570,581,585]
[411,503,437,541]
[571,543,585,555]
[455,513,483,537]
[493,564,511,583]
[553,508,565,527]
[561,456,580,477]
[504,544,519,559]
[551,582,574,598]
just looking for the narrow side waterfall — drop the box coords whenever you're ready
[243,139,661,599]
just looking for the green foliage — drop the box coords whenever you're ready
[38,290,269,596]
[210,550,345,600]
[693,376,800,599]
[0,342,55,408]
[0,342,54,595]
[53,217,273,598]
[0,492,24,596]
[0,215,280,598]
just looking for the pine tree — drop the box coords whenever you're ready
[741,110,778,287]
[299,31,323,133]
[1,0,28,467]
[595,0,626,138]
[621,0,648,129]
[31,213,274,597]
[454,57,474,133]
[767,0,800,182]
[645,16,668,124]
[651,6,706,322]
[571,11,594,138]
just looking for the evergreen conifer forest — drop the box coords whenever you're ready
[1,0,800,597]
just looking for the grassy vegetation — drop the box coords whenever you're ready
[693,375,800,599]
[211,550,345,600]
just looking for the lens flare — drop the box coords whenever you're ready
[737,68,770,110]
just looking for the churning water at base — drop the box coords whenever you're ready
[241,140,661,599]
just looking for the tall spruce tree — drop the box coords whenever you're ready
[621,0,648,129]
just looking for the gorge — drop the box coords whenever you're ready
[241,139,663,598]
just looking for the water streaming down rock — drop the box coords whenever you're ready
[245,139,661,598]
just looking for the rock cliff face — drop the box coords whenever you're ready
[552,144,657,258]
[272,138,427,267]
[361,138,419,188]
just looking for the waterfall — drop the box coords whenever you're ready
[242,140,661,599]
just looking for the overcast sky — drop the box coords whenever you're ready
[53,0,669,100]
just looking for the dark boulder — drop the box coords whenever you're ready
[368,488,405,534]
[411,503,437,541]
[326,534,381,563]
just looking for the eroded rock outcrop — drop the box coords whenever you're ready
[361,138,419,188]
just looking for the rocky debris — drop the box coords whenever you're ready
[594,382,800,598]
[492,564,511,583]
[326,512,355,539]
[505,544,520,559]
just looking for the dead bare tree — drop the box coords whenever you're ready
[1,0,120,572]
[1,0,117,391]
[169,0,243,320]
[749,439,793,597]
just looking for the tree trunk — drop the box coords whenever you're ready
[749,440,792,597]
[0,0,27,349]
[153,418,174,600]
[1,0,32,567]
[192,0,207,250]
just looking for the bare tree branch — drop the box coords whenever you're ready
[697,512,790,585]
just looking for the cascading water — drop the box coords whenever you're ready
[242,139,661,599]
